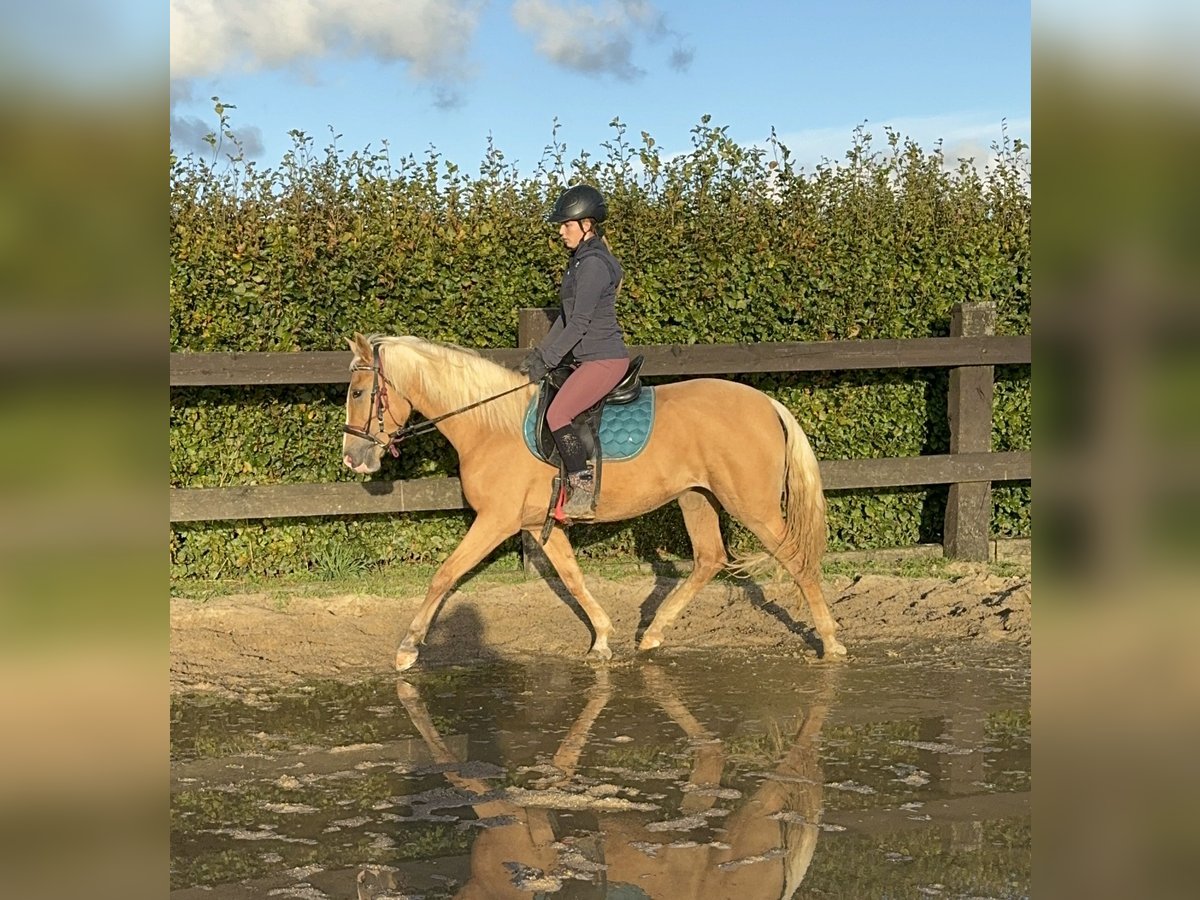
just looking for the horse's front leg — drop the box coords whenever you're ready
[395,515,516,671]
[532,526,614,661]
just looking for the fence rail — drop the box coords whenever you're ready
[170,304,1031,561]
[169,336,1030,385]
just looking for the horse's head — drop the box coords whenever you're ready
[342,333,412,474]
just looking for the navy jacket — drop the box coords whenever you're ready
[538,237,628,366]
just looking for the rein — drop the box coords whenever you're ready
[342,343,534,456]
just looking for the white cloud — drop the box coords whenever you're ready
[170,79,194,106]
[769,115,1031,176]
[170,112,265,159]
[169,0,484,80]
[169,114,211,155]
[512,0,691,80]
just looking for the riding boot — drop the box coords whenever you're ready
[550,423,589,471]
[562,467,596,520]
[550,423,596,520]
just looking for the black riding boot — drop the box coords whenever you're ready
[550,424,596,520]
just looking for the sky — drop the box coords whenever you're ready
[168,1,1030,176]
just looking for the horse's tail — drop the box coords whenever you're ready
[731,398,827,580]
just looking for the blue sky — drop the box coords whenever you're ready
[169,1,1030,175]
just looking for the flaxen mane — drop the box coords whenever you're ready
[372,335,528,437]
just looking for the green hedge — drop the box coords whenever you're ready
[170,112,1030,581]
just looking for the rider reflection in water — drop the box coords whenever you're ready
[521,184,631,521]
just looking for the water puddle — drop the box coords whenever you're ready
[171,644,1030,898]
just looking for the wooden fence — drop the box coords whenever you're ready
[170,302,1031,562]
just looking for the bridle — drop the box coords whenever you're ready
[342,342,534,457]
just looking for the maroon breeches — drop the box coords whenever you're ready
[546,358,630,431]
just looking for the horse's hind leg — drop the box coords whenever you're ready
[639,489,728,651]
[533,527,614,661]
[795,572,846,657]
[395,516,514,671]
[720,502,846,658]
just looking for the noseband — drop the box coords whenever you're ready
[342,343,403,454]
[343,342,535,456]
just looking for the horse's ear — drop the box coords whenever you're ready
[348,332,371,362]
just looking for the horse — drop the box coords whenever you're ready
[340,332,846,671]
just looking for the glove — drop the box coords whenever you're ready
[522,349,549,383]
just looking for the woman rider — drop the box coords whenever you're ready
[522,184,630,520]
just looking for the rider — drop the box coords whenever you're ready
[522,184,630,520]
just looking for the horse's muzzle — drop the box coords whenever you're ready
[342,431,384,474]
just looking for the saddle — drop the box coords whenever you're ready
[533,355,644,535]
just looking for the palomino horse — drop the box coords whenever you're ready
[386,664,830,899]
[341,333,846,670]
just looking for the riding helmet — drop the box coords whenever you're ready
[546,184,608,224]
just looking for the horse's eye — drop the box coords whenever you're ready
[351,389,363,399]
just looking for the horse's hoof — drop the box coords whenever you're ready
[586,645,613,662]
[637,634,663,652]
[395,647,420,671]
[823,639,848,658]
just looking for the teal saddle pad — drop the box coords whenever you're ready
[523,387,656,462]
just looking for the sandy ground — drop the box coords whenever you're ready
[171,541,1030,694]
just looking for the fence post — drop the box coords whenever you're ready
[943,302,996,561]
[518,307,557,349]
[518,308,559,577]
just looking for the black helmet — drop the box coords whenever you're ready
[546,184,607,224]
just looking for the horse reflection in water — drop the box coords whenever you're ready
[380,666,829,900]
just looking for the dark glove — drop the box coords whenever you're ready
[522,349,549,383]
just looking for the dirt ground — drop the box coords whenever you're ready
[171,541,1030,694]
